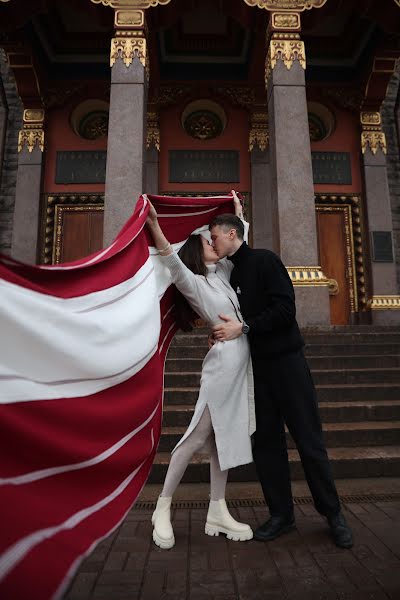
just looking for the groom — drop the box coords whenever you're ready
[209,211,353,549]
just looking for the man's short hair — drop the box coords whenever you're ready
[209,214,244,240]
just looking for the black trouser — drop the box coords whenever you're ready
[252,349,340,519]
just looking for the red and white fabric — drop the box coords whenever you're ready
[0,192,236,600]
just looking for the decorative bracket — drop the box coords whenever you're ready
[360,111,387,155]
[18,108,45,153]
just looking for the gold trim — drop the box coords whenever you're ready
[370,296,400,310]
[243,0,327,11]
[110,33,147,68]
[249,112,269,151]
[40,194,104,264]
[265,38,306,84]
[91,0,172,8]
[316,194,368,312]
[286,266,329,286]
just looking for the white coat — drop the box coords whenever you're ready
[160,251,255,471]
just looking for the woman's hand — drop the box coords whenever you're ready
[231,189,244,219]
[146,199,158,226]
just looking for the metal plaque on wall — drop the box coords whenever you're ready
[55,151,107,184]
[311,152,352,185]
[169,150,240,183]
[371,231,394,262]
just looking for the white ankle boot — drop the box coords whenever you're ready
[205,499,253,541]
[151,496,175,549]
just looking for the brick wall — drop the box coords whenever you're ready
[381,62,400,292]
[0,49,22,255]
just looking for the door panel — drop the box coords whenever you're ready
[54,206,103,264]
[316,209,351,325]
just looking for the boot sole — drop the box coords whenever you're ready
[205,523,253,541]
[254,523,296,542]
[152,529,175,550]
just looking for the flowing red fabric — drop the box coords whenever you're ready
[0,193,235,600]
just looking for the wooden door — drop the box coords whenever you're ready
[316,207,351,325]
[53,205,104,264]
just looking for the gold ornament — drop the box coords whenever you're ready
[361,131,387,155]
[271,12,301,29]
[115,9,144,27]
[249,112,269,151]
[360,111,381,127]
[286,266,329,286]
[146,111,160,150]
[265,38,306,83]
[18,108,45,153]
[243,0,327,11]
[91,0,172,8]
[110,34,147,68]
[360,112,387,155]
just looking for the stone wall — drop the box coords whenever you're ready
[381,62,400,292]
[0,49,22,255]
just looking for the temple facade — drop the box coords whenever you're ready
[1,0,400,326]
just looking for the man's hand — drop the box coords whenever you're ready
[212,314,243,341]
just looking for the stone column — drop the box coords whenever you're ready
[103,8,148,245]
[265,12,330,326]
[11,108,44,263]
[361,111,400,323]
[249,110,274,250]
[145,108,160,194]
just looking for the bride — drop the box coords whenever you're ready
[146,191,255,549]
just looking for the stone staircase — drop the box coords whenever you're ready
[148,327,400,483]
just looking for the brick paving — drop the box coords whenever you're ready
[64,494,400,600]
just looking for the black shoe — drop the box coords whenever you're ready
[254,515,296,542]
[327,512,353,549]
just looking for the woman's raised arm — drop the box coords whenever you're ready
[146,199,173,256]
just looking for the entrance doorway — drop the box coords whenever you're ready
[316,205,356,325]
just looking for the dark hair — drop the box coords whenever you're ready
[174,234,207,332]
[209,213,244,240]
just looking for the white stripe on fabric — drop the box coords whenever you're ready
[0,258,161,403]
[0,400,160,486]
[159,322,175,355]
[0,432,156,583]
[157,207,218,218]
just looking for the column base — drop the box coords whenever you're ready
[294,286,331,328]
[371,310,400,325]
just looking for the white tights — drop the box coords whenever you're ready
[160,405,228,501]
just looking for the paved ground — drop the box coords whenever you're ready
[64,480,400,600]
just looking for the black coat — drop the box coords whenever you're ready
[228,242,304,361]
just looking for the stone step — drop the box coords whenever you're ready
[164,383,400,404]
[163,368,400,388]
[157,421,400,452]
[171,331,400,347]
[166,354,400,371]
[148,446,400,482]
[161,400,400,426]
[167,342,400,359]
